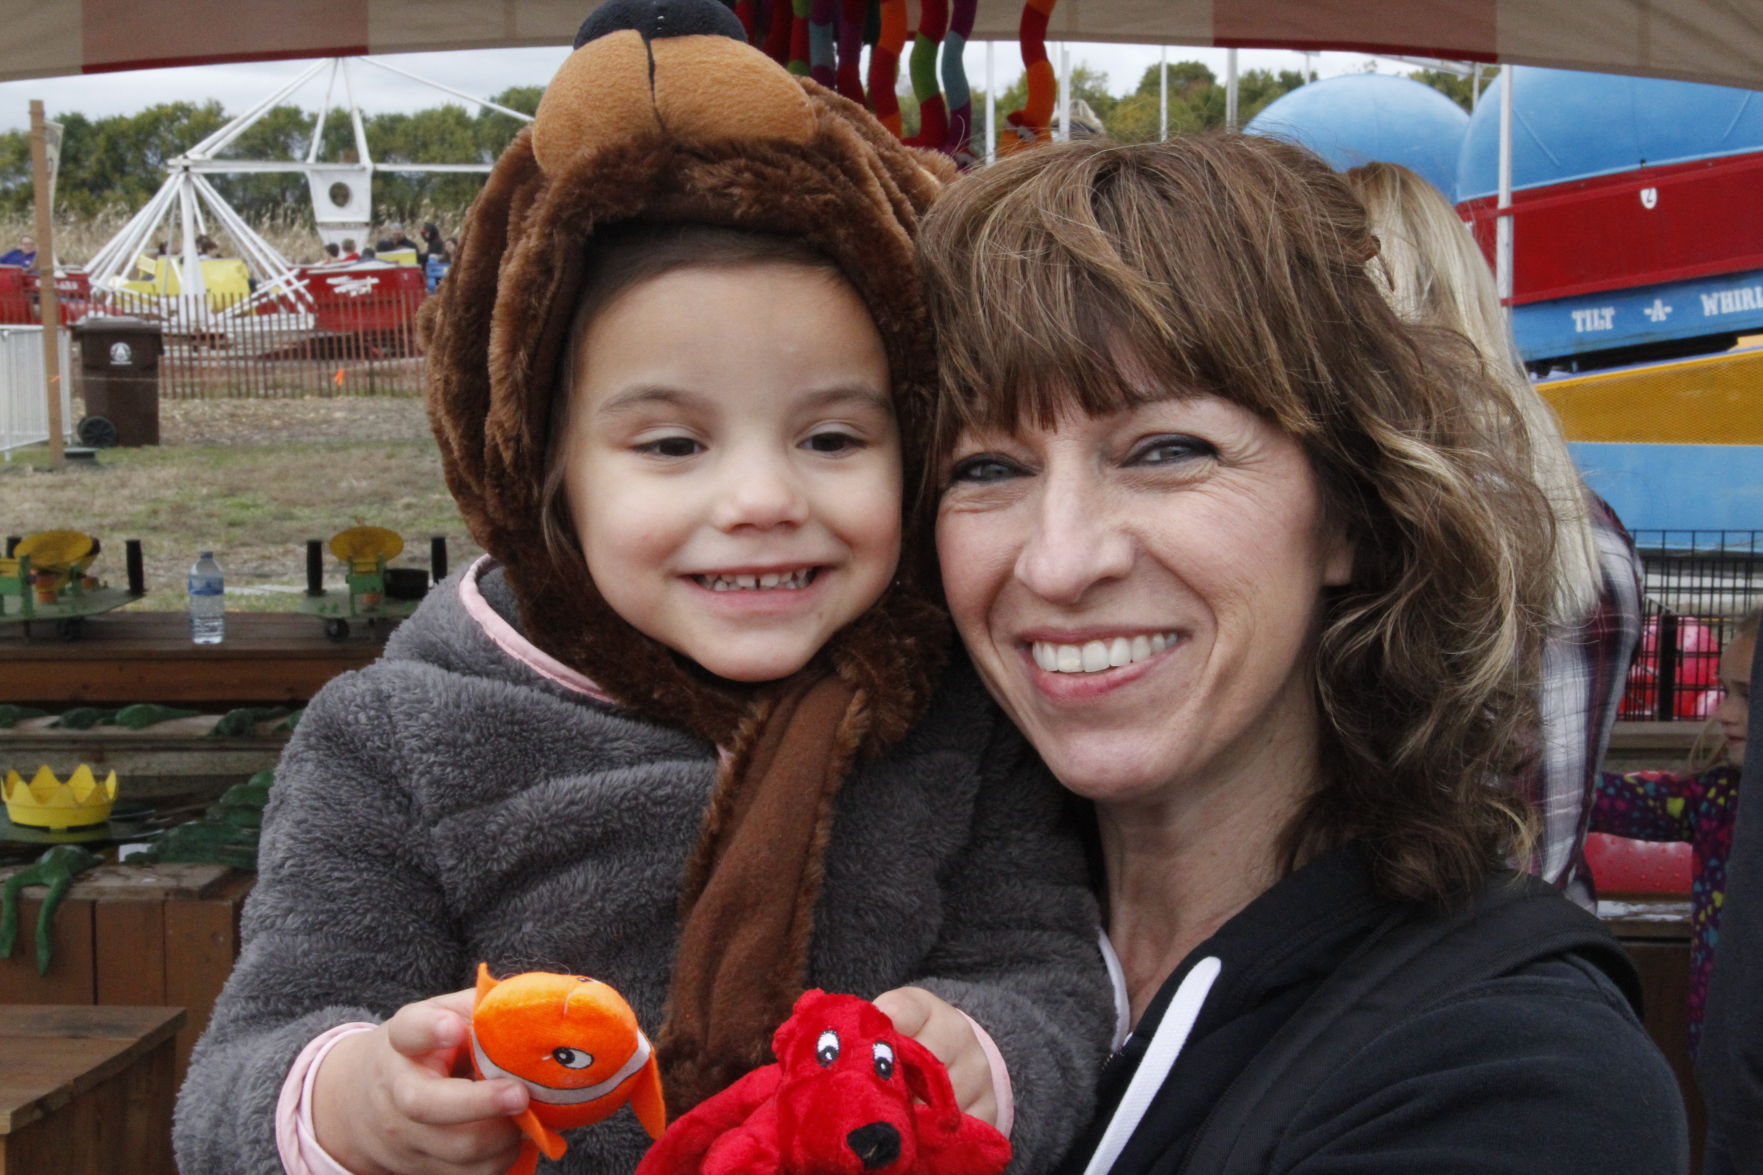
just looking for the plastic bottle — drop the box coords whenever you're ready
[188,551,225,644]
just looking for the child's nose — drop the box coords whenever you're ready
[710,458,810,531]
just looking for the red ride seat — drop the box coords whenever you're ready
[1584,831,1694,894]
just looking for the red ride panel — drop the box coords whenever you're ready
[1460,152,1763,306]
[298,265,426,334]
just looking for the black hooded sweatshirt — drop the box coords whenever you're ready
[1061,844,1689,1174]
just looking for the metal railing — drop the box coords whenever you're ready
[1621,530,1763,720]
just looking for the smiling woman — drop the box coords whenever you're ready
[920,134,1690,1174]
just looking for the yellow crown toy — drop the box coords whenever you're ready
[3,765,118,830]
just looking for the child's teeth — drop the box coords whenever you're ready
[1032,633,1179,675]
[701,570,813,591]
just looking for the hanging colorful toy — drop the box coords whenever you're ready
[903,0,949,150]
[940,0,977,159]
[868,0,908,137]
[835,0,867,103]
[808,0,836,85]
[999,0,1056,155]
[788,0,812,74]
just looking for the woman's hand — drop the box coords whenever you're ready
[874,985,1001,1127]
[312,988,530,1175]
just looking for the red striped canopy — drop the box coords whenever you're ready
[4,0,1758,89]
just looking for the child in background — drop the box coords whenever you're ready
[1592,609,1756,1054]
[172,5,1112,1175]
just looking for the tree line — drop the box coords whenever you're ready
[0,86,543,223]
[0,61,1472,224]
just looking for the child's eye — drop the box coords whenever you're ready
[1128,435,1214,466]
[946,453,1025,485]
[802,430,865,455]
[636,435,703,459]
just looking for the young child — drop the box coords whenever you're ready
[1592,609,1755,1055]
[172,6,1113,1175]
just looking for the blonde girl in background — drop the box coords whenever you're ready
[1344,161,1644,906]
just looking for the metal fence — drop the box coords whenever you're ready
[96,288,426,400]
[0,325,73,458]
[4,267,429,401]
[1621,530,1763,720]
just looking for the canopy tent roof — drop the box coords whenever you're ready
[2,0,1758,90]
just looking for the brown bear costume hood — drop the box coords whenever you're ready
[420,0,955,1115]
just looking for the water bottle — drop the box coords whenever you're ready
[188,551,225,645]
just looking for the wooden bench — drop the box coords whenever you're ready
[0,1004,184,1175]
[0,862,251,1087]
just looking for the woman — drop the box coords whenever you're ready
[920,134,1687,1172]
[1343,161,1643,907]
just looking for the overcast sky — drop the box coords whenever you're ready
[0,43,1427,134]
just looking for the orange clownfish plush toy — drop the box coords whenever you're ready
[471,965,667,1175]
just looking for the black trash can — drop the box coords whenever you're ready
[74,316,164,446]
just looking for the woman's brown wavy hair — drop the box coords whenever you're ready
[918,134,1554,907]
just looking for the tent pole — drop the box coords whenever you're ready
[1496,65,1514,318]
[29,100,62,468]
[985,40,995,163]
[1225,48,1238,130]
[1159,45,1167,140]
[1058,42,1070,141]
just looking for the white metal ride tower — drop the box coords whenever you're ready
[82,56,532,317]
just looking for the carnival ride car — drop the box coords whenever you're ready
[298,526,447,640]
[0,530,145,639]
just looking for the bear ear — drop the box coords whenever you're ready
[532,0,817,175]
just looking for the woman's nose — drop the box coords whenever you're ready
[709,454,809,532]
[1012,478,1133,604]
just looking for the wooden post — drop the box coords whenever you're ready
[28,100,62,469]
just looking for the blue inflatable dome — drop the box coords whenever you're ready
[1245,74,1469,198]
[1457,67,1763,202]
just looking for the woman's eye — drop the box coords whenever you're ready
[1129,435,1213,466]
[804,430,864,454]
[636,435,703,458]
[946,454,1024,485]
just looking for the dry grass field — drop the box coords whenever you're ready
[1,394,484,613]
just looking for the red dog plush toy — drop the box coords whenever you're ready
[636,990,1011,1175]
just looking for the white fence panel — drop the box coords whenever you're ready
[0,325,73,459]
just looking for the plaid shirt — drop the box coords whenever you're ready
[1516,495,1644,906]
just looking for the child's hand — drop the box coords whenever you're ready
[313,988,530,1175]
[874,985,1000,1127]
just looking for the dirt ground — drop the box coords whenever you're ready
[2,394,484,614]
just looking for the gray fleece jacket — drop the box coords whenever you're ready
[173,561,1114,1175]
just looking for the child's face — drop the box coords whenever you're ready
[1715,633,1754,761]
[561,262,901,683]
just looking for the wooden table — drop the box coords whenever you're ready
[0,1004,184,1175]
[0,610,394,707]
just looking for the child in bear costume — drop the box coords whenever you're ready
[172,4,1114,1174]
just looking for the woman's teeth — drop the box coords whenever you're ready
[1032,633,1177,674]
[696,569,814,591]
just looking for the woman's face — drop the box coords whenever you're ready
[936,395,1353,810]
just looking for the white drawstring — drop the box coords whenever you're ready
[1080,956,1223,1175]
